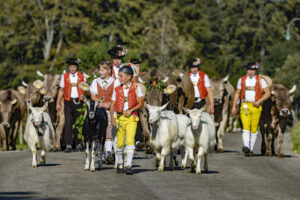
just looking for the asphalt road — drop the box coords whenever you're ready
[0,132,299,200]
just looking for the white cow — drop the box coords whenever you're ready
[183,107,216,174]
[146,103,179,172]
[24,103,55,168]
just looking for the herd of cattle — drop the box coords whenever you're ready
[0,68,297,171]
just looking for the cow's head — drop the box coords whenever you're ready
[210,75,229,105]
[18,81,44,108]
[0,90,18,128]
[28,102,48,127]
[183,106,206,130]
[36,70,61,103]
[271,84,296,117]
[139,74,176,107]
[145,103,168,124]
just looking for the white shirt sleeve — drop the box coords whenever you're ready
[204,74,211,87]
[237,78,242,89]
[111,89,116,101]
[260,78,268,89]
[137,86,143,97]
[59,75,64,88]
[90,79,98,95]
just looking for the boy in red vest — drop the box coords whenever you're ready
[110,66,144,175]
[232,62,270,156]
[56,58,86,152]
[107,46,138,85]
[187,57,214,113]
[90,61,114,166]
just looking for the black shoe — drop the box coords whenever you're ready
[64,145,72,153]
[242,146,250,156]
[75,144,83,152]
[135,141,145,151]
[126,166,133,175]
[117,164,125,174]
[106,152,114,164]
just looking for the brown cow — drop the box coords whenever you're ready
[260,84,296,157]
[17,80,44,109]
[35,70,65,151]
[0,124,6,150]
[171,70,195,114]
[0,89,25,150]
[208,75,230,152]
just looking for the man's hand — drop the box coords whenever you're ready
[124,109,132,117]
[111,118,116,127]
[232,107,237,115]
[209,105,214,114]
[56,103,61,112]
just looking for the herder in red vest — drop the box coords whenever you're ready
[187,57,214,113]
[90,61,114,166]
[110,66,144,175]
[232,62,270,156]
[107,46,138,85]
[56,58,86,153]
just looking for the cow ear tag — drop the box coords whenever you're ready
[40,88,45,95]
[33,80,43,89]
[18,86,26,95]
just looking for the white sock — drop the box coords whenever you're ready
[250,132,258,151]
[126,145,135,167]
[105,141,113,153]
[116,147,124,166]
[242,130,250,148]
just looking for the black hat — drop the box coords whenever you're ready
[107,46,128,58]
[66,58,81,66]
[186,57,201,68]
[245,62,259,70]
[119,65,134,76]
[129,58,142,64]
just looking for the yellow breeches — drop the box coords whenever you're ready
[240,102,262,134]
[115,114,139,149]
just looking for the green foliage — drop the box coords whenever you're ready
[291,121,300,154]
[73,104,87,140]
[273,53,300,96]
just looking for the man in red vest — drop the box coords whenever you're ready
[232,62,270,156]
[56,58,86,153]
[187,57,214,113]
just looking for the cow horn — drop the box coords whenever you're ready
[289,85,297,94]
[42,101,48,111]
[183,107,190,114]
[179,72,184,79]
[11,99,17,105]
[223,74,229,82]
[36,69,45,78]
[22,80,28,87]
[63,69,67,74]
[162,76,169,83]
[138,77,145,84]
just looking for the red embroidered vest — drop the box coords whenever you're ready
[115,83,138,113]
[240,75,262,101]
[63,72,85,101]
[189,71,207,99]
[96,80,114,103]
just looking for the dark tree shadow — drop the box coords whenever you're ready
[0,192,63,200]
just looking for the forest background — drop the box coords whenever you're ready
[1,0,300,96]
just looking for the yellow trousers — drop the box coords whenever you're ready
[240,102,262,134]
[115,114,139,149]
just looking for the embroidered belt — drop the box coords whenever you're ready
[245,86,255,90]
[71,83,77,87]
